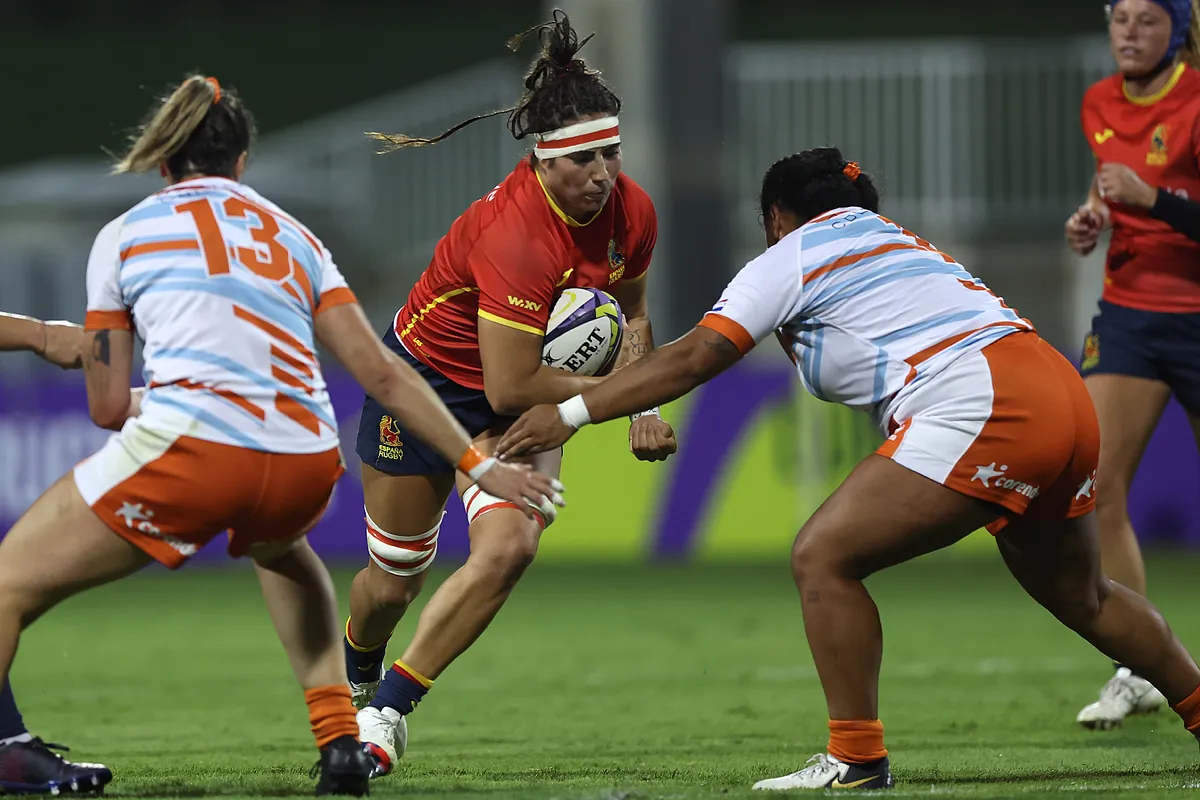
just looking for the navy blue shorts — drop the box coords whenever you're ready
[1079,299,1200,415]
[355,328,511,476]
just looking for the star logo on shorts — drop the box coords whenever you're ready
[972,462,1007,489]
[115,501,152,527]
[1076,471,1097,500]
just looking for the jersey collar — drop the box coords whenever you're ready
[1123,62,1188,106]
[534,168,599,228]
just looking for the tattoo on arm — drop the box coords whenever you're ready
[92,331,111,366]
[703,335,740,359]
[625,329,648,358]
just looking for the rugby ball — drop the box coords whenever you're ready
[541,287,624,376]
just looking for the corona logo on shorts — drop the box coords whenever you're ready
[607,239,626,284]
[1081,333,1100,372]
[972,462,1040,499]
[378,416,404,461]
[1148,124,1169,166]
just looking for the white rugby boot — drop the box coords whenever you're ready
[1077,667,1167,730]
[349,677,381,710]
[357,706,407,778]
[753,753,893,791]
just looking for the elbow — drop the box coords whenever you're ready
[88,398,127,431]
[485,383,527,417]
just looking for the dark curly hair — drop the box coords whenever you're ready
[367,9,621,154]
[759,147,880,226]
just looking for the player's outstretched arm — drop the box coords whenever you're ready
[315,302,564,516]
[496,325,742,459]
[82,328,135,430]
[477,318,604,416]
[0,312,85,369]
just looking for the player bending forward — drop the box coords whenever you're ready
[344,11,675,777]
[0,75,561,797]
[498,148,1200,791]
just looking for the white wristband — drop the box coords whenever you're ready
[630,407,661,422]
[467,456,497,482]
[558,395,592,429]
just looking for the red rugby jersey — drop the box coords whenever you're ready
[394,160,657,390]
[1082,63,1200,312]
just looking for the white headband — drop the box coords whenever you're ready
[534,116,620,159]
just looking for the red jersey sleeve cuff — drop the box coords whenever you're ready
[84,310,133,331]
[315,286,357,315]
[697,313,755,356]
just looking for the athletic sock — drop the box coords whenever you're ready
[369,659,433,715]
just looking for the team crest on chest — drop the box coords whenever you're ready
[607,239,626,284]
[1147,124,1169,166]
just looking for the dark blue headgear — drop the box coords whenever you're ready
[1109,0,1194,71]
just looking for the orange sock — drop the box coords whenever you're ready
[305,684,359,748]
[828,719,888,764]
[1172,683,1200,735]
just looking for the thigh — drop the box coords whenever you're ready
[994,512,1103,609]
[797,454,1001,580]
[1084,374,1170,491]
[457,427,563,553]
[0,474,150,623]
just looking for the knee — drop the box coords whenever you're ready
[366,572,425,613]
[1051,581,1106,632]
[791,527,844,587]
[471,530,539,590]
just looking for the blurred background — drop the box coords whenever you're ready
[0,0,1196,564]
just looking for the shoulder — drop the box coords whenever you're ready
[92,213,130,255]
[1082,74,1124,112]
[468,172,564,276]
[232,182,328,251]
[615,173,657,226]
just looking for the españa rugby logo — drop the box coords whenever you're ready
[378,416,404,460]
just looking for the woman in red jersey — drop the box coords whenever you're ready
[1066,0,1200,729]
[344,12,677,775]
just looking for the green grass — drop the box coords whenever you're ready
[14,552,1200,798]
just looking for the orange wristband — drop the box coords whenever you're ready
[456,443,489,474]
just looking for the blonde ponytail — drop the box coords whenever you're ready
[112,76,220,174]
[1182,0,1200,70]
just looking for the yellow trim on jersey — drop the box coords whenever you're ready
[1124,62,1187,106]
[534,169,599,228]
[398,286,479,340]
[478,309,544,336]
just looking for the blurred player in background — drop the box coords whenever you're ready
[0,314,112,794]
[0,75,561,796]
[499,148,1200,792]
[1066,0,1200,729]
[343,11,675,777]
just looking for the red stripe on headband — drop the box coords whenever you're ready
[538,125,619,151]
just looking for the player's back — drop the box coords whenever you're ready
[87,177,350,454]
[779,208,1032,424]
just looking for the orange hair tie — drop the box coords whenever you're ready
[205,77,221,104]
[843,161,861,181]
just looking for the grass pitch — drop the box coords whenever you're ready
[15,551,1200,798]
